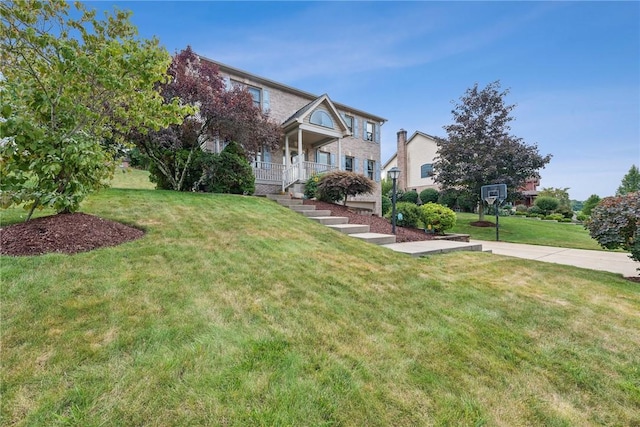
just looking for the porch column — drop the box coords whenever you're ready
[285,134,290,167]
[297,128,303,162]
[337,137,342,171]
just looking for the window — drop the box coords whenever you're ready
[247,86,261,109]
[343,114,354,133]
[345,156,354,172]
[317,151,331,165]
[366,160,375,180]
[365,121,374,141]
[310,110,334,128]
[421,163,434,178]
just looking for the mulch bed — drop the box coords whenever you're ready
[303,200,434,243]
[0,213,144,257]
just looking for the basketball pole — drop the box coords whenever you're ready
[495,199,499,241]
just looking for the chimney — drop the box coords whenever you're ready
[396,129,408,191]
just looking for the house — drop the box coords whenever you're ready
[381,129,439,194]
[201,56,386,214]
[382,128,541,205]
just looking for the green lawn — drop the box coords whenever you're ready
[451,212,604,250]
[2,182,639,425]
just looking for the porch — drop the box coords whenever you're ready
[252,160,337,193]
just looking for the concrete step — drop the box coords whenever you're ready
[277,198,303,206]
[382,240,483,257]
[301,210,332,217]
[326,224,370,234]
[309,216,349,225]
[289,204,316,211]
[350,233,396,245]
[265,194,289,201]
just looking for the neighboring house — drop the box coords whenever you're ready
[382,128,541,205]
[201,56,386,214]
[382,129,438,194]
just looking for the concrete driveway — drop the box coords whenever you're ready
[472,240,638,278]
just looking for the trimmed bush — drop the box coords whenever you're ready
[386,202,422,228]
[399,190,419,204]
[585,191,640,265]
[419,188,439,204]
[419,202,456,234]
[203,141,255,195]
[515,204,528,212]
[527,205,542,215]
[316,171,375,205]
[555,205,574,219]
[544,213,564,221]
[535,196,560,215]
[576,212,587,222]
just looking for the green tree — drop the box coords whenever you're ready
[434,81,552,222]
[0,1,187,219]
[616,165,640,196]
[419,188,439,204]
[582,194,601,216]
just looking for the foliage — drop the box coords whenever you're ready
[148,148,212,191]
[202,141,255,195]
[515,204,528,212]
[419,202,456,234]
[616,164,640,196]
[527,205,542,215]
[386,201,422,228]
[544,213,564,221]
[582,194,602,216]
[0,0,187,219]
[419,188,439,204]
[128,46,281,191]
[538,187,571,209]
[128,147,151,169]
[434,81,552,221]
[399,190,419,204]
[316,170,375,205]
[576,212,587,222]
[534,196,560,215]
[304,173,322,199]
[381,195,391,216]
[555,205,574,219]
[438,188,475,212]
[381,176,393,197]
[585,191,640,264]
[571,199,584,212]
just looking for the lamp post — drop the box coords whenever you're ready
[388,167,400,234]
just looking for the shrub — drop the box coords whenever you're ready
[535,196,560,215]
[304,173,322,199]
[419,188,439,204]
[438,188,475,212]
[399,190,419,204]
[544,213,564,221]
[576,212,587,222]
[386,202,422,228]
[316,171,375,205]
[381,195,392,216]
[555,205,574,219]
[585,191,640,265]
[419,202,456,234]
[203,141,255,195]
[515,211,527,216]
[527,205,542,215]
[150,149,212,191]
[515,204,528,213]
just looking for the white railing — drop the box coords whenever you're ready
[252,161,286,182]
[253,161,337,191]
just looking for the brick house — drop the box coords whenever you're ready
[382,128,540,205]
[201,56,386,214]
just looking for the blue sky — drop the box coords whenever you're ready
[91,1,639,201]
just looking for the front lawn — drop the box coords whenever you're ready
[451,212,604,250]
[1,188,638,426]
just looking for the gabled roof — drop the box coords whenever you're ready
[199,55,387,124]
[282,94,350,135]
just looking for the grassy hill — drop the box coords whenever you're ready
[2,182,639,426]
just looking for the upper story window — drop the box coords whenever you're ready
[310,110,334,128]
[343,114,354,133]
[247,86,261,109]
[345,156,354,172]
[365,121,374,141]
[421,163,434,178]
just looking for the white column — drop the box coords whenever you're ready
[297,128,303,162]
[285,134,290,167]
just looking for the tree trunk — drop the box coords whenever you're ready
[478,202,485,222]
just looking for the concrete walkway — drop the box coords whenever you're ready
[471,240,638,277]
